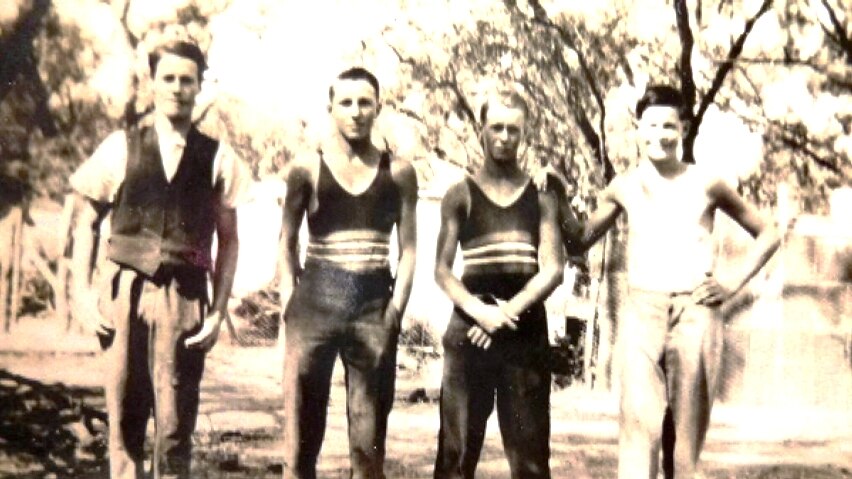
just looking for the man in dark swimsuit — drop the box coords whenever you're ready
[432,87,563,479]
[278,67,418,479]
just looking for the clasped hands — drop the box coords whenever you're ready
[467,298,518,350]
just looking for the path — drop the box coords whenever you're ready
[0,321,851,478]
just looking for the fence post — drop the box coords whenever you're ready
[583,277,599,388]
[9,207,23,328]
[0,207,23,332]
[57,195,74,329]
[0,213,9,331]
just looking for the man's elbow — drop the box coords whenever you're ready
[400,244,417,265]
[543,262,564,290]
[219,230,239,250]
[434,263,452,289]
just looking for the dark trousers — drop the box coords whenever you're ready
[434,305,551,479]
[99,263,208,479]
[282,264,397,479]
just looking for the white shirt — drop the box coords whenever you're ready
[620,162,716,292]
[70,117,251,209]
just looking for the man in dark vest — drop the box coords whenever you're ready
[278,67,418,479]
[70,39,251,479]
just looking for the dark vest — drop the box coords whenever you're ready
[108,125,220,276]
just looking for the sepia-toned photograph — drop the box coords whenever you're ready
[0,0,850,477]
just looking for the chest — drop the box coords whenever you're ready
[621,174,714,231]
[320,155,383,196]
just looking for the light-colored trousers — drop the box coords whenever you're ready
[99,263,208,479]
[617,289,724,479]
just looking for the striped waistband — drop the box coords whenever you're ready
[305,230,391,271]
[462,241,537,266]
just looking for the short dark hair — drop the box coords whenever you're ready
[148,40,207,81]
[479,87,529,125]
[636,85,691,120]
[328,67,380,101]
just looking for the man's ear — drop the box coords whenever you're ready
[375,102,382,116]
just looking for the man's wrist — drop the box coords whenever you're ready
[500,299,523,320]
[460,297,486,319]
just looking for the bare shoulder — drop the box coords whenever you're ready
[691,164,734,200]
[286,153,320,187]
[602,169,635,205]
[441,177,471,215]
[536,187,558,215]
[389,153,418,191]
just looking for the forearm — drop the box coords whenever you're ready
[210,234,238,315]
[436,266,488,319]
[71,228,98,292]
[504,263,563,318]
[279,259,300,305]
[729,226,781,293]
[391,247,415,312]
[70,200,102,293]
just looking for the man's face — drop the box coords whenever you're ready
[482,102,525,164]
[638,105,683,163]
[329,79,379,141]
[152,53,200,121]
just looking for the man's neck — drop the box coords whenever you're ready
[644,156,686,179]
[328,130,374,162]
[154,112,191,137]
[481,155,524,182]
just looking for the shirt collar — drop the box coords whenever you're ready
[154,113,189,147]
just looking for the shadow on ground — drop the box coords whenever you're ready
[0,369,108,478]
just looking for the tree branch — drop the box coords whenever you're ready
[385,38,480,135]
[21,52,58,137]
[674,0,697,115]
[0,0,56,136]
[819,0,852,64]
[723,55,852,91]
[778,134,840,174]
[117,0,139,48]
[513,0,614,182]
[682,0,773,163]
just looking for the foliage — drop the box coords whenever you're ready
[1,0,849,210]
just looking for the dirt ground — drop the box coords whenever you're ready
[1,318,851,478]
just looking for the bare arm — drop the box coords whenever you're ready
[543,172,586,257]
[185,205,240,350]
[278,161,312,317]
[694,180,781,305]
[573,182,624,251]
[211,207,239,315]
[387,161,418,327]
[69,194,112,335]
[502,191,564,317]
[434,182,516,342]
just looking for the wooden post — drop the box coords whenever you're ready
[0,207,21,332]
[9,207,23,327]
[0,215,8,332]
[583,277,599,388]
[57,195,74,329]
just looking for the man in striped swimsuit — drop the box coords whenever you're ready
[278,67,418,479]
[433,87,563,479]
